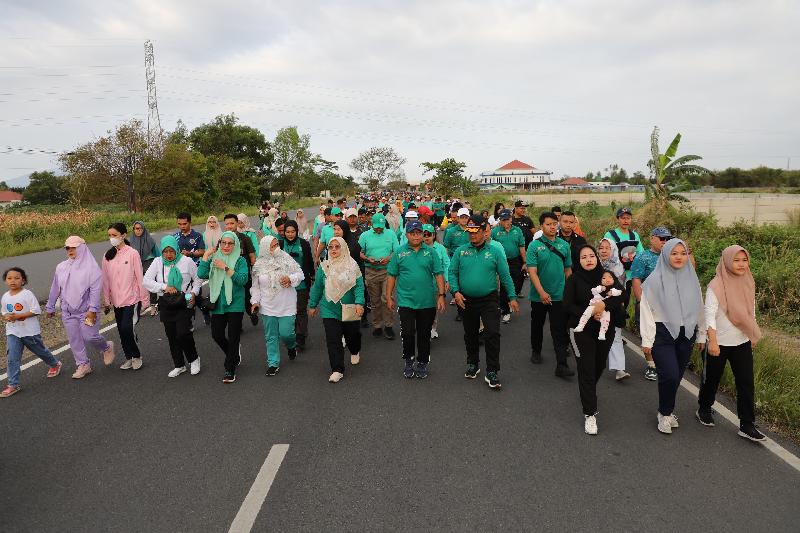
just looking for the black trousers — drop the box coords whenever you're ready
[113,304,141,359]
[530,301,570,365]
[572,325,615,415]
[211,312,243,374]
[323,318,361,373]
[244,275,258,319]
[651,324,695,416]
[295,288,309,343]
[462,293,501,372]
[163,309,198,368]
[399,307,437,363]
[698,341,755,424]
[500,257,524,314]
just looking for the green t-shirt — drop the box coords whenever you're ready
[358,229,398,270]
[491,225,525,259]
[387,243,443,309]
[526,236,572,302]
[283,238,307,290]
[433,202,446,216]
[320,224,335,246]
[443,225,470,256]
[448,242,515,299]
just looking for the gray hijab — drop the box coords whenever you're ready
[642,238,703,340]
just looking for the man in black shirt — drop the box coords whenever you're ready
[512,200,535,247]
[557,210,587,265]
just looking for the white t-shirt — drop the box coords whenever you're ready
[2,289,43,337]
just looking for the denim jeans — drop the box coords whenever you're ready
[6,334,59,387]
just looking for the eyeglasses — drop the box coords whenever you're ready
[328,244,341,250]
[220,240,235,246]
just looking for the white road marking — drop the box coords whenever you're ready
[624,335,800,474]
[229,444,290,533]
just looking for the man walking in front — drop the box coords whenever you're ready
[358,212,398,339]
[449,215,519,389]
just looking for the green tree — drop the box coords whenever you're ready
[420,158,469,198]
[647,126,710,205]
[188,114,272,175]
[350,147,406,190]
[271,126,314,196]
[137,144,207,211]
[23,171,70,205]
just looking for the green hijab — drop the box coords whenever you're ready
[159,235,184,290]
[209,230,241,305]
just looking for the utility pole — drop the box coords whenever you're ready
[144,40,163,154]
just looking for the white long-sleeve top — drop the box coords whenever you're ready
[704,288,752,346]
[639,291,707,348]
[143,256,201,297]
[250,271,304,317]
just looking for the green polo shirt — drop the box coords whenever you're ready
[387,243,443,309]
[357,228,398,270]
[448,242,515,299]
[491,225,525,259]
[526,236,572,302]
[320,224,335,246]
[283,238,307,290]
[443,224,470,256]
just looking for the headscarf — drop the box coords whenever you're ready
[204,216,222,249]
[598,237,625,284]
[208,231,241,305]
[294,209,307,235]
[129,220,157,261]
[159,235,184,290]
[237,213,255,233]
[642,238,703,340]
[708,245,761,344]
[252,235,303,298]
[56,237,102,311]
[572,245,606,288]
[386,205,402,231]
[321,236,362,304]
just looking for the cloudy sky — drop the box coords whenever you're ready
[1,0,798,185]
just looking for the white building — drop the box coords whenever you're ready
[478,160,555,191]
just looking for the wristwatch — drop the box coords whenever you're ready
[224,266,230,273]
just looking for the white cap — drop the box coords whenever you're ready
[457,207,470,217]
[344,208,358,218]
[405,211,419,218]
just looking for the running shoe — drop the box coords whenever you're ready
[738,423,766,442]
[415,362,429,379]
[484,371,502,389]
[46,361,63,378]
[403,359,415,379]
[464,364,480,379]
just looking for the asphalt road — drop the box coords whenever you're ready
[2,285,799,532]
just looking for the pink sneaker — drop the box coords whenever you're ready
[72,364,93,379]
[103,341,115,366]
[1,385,20,397]
[46,361,62,378]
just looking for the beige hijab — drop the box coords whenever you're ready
[708,245,761,344]
[321,236,362,303]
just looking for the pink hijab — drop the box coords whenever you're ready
[708,245,761,344]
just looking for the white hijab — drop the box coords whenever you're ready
[252,235,302,298]
[321,236,362,303]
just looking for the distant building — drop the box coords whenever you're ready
[0,191,23,207]
[478,160,555,191]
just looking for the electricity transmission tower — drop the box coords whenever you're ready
[144,40,162,152]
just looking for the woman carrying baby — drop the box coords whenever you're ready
[564,244,625,435]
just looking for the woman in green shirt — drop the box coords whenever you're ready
[309,236,365,383]
[198,230,249,383]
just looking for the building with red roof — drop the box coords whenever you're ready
[478,160,554,191]
[0,191,23,207]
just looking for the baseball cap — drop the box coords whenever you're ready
[344,208,358,218]
[358,207,367,215]
[457,207,471,217]
[371,213,386,227]
[406,220,423,233]
[498,209,513,220]
[405,210,419,219]
[65,235,86,248]
[418,206,433,216]
[651,226,673,238]
[514,200,527,207]
[616,207,633,217]
[422,224,435,234]
[465,215,487,232]
[331,207,342,215]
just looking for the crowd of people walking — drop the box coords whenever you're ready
[1,195,767,442]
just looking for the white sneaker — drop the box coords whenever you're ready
[190,358,201,375]
[168,366,187,378]
[657,413,673,434]
[615,370,630,381]
[670,414,680,428]
[430,328,439,339]
[342,336,347,347]
[501,313,511,324]
[131,357,143,370]
[119,359,133,370]
[350,353,360,365]
[328,371,344,383]
[584,415,598,435]
[598,334,606,340]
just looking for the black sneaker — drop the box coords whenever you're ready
[295,337,305,352]
[288,348,297,361]
[696,408,715,427]
[266,366,279,376]
[403,359,415,379]
[738,423,766,442]
[372,327,383,338]
[250,314,259,326]
[644,366,658,381]
[555,364,575,378]
[415,362,429,379]
[485,371,502,389]
[222,372,236,383]
[384,326,396,340]
[530,351,542,364]
[464,364,480,379]
[455,314,462,322]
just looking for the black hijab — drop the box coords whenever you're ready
[334,220,360,262]
[572,244,607,287]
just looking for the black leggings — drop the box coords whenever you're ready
[211,312,244,374]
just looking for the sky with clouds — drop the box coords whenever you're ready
[1,0,798,185]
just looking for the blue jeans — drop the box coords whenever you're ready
[6,334,59,387]
[651,324,696,416]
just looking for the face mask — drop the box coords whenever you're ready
[110,237,123,247]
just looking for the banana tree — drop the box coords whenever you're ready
[648,126,710,204]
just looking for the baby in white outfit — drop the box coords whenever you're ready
[574,271,622,340]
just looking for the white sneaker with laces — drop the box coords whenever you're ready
[131,357,143,370]
[190,358,201,375]
[584,415,598,435]
[328,371,344,383]
[670,414,679,428]
[615,370,630,381]
[430,328,439,339]
[119,359,133,370]
[657,413,673,434]
[502,313,511,324]
[168,366,187,378]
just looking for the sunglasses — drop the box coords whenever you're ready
[658,236,670,242]
[423,232,433,237]
[220,240,236,246]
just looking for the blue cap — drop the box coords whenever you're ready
[616,207,633,217]
[405,220,423,233]
[498,209,512,220]
[650,226,673,238]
